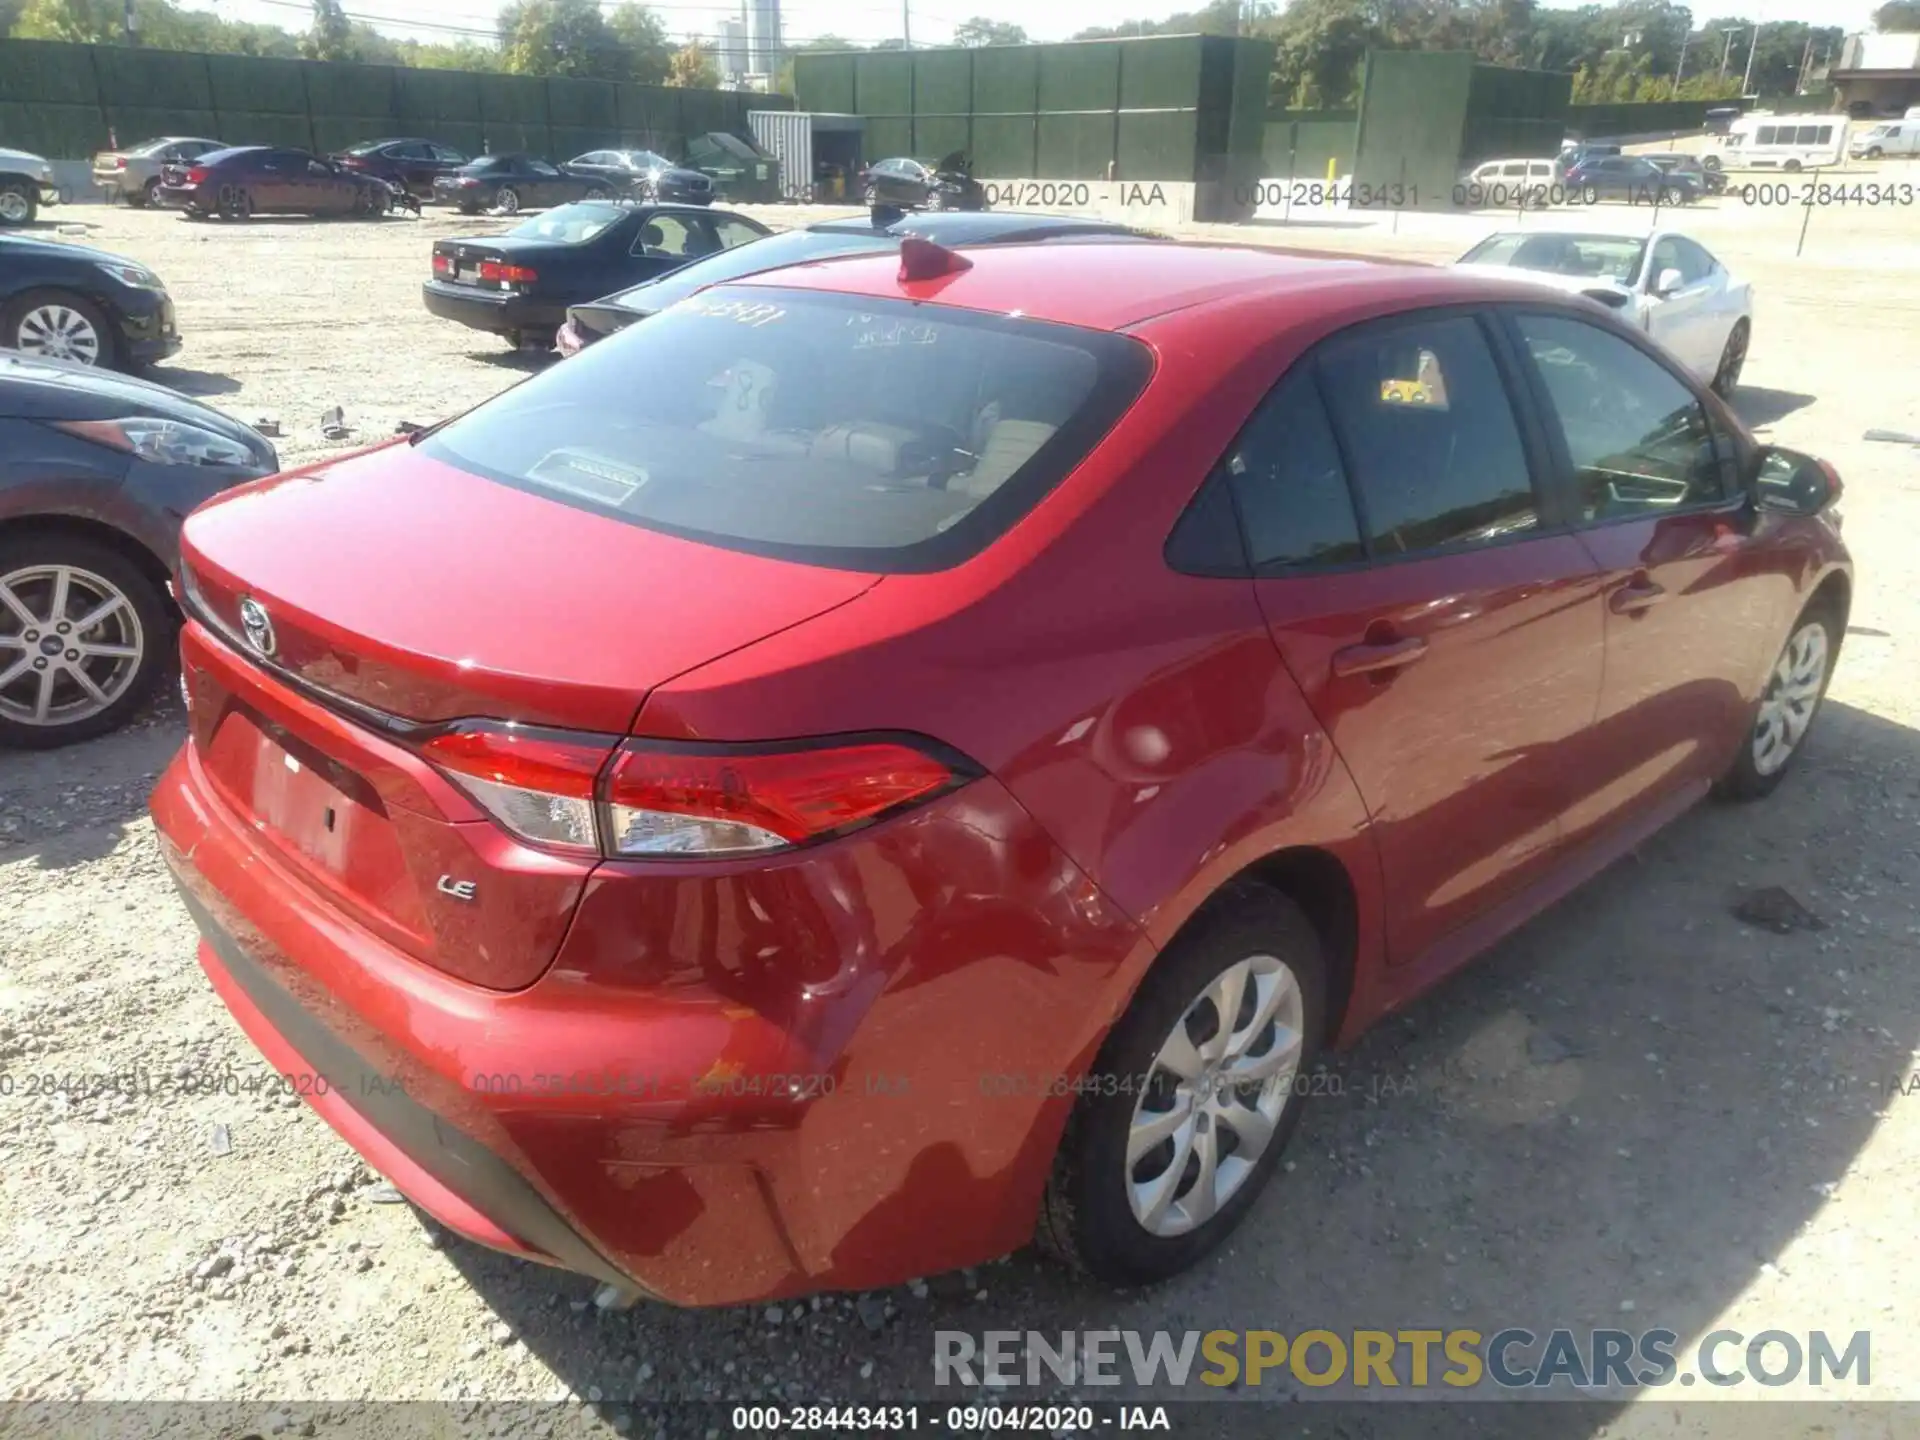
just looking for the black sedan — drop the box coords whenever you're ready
[1562,154,1700,206]
[432,154,615,215]
[856,151,989,211]
[1,233,182,371]
[0,352,278,746]
[423,202,771,348]
[557,210,1163,355]
[333,136,470,199]
[565,149,715,205]
[156,146,402,220]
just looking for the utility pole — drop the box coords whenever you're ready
[902,0,910,49]
[1719,28,1741,78]
[123,0,139,45]
[1674,32,1691,90]
[1795,33,1814,94]
[1741,23,1761,96]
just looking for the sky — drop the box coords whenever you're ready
[185,0,1883,55]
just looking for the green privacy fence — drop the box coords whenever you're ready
[792,34,1273,202]
[1263,110,1357,179]
[1564,98,1730,139]
[1463,63,1570,164]
[0,39,789,161]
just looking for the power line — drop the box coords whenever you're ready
[243,0,917,46]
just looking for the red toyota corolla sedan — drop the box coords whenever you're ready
[151,239,1850,1307]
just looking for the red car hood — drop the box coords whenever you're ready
[179,441,880,734]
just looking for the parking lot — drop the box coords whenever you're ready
[4,191,1920,1431]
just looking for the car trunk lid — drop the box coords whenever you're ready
[177,441,879,988]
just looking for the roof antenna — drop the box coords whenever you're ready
[899,235,973,283]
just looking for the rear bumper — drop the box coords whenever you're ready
[151,681,1148,1305]
[422,280,561,336]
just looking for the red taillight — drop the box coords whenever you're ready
[603,739,966,857]
[477,260,538,285]
[185,166,208,185]
[418,724,971,859]
[421,725,615,854]
[112,157,127,170]
[432,251,452,275]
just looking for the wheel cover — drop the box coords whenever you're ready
[1126,954,1304,1237]
[1752,621,1828,776]
[0,188,30,222]
[0,564,145,727]
[15,303,103,365]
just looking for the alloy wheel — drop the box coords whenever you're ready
[1125,954,1304,1237]
[0,564,146,729]
[0,186,30,223]
[496,187,521,214]
[1752,621,1829,776]
[13,303,104,365]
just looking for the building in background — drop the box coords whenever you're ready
[745,0,782,80]
[714,15,747,85]
[1829,33,1920,117]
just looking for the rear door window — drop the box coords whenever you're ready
[419,288,1152,572]
[1313,314,1540,556]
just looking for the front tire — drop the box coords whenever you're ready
[2,289,115,368]
[1038,885,1325,1286]
[0,180,37,226]
[0,533,169,749]
[1717,606,1839,800]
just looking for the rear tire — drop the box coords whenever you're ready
[1716,604,1838,800]
[495,185,521,214]
[1711,319,1749,398]
[1784,158,1803,173]
[217,184,252,221]
[1037,885,1326,1286]
[0,532,170,750]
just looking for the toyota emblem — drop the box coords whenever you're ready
[237,596,277,657]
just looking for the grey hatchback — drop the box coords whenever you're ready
[0,354,278,747]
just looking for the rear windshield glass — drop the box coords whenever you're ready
[506,203,623,244]
[609,230,897,312]
[422,287,1151,573]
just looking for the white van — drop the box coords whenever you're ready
[1849,120,1920,159]
[1710,115,1846,172]
[1462,156,1558,206]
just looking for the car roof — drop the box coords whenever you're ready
[808,210,1138,241]
[724,241,1541,334]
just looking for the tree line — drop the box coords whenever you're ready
[4,0,1915,105]
[0,0,723,86]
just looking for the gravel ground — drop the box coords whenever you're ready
[3,194,1920,1435]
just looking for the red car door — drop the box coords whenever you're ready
[1237,311,1608,967]
[1500,309,1784,842]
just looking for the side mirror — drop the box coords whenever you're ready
[1652,267,1684,297]
[1754,445,1842,516]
